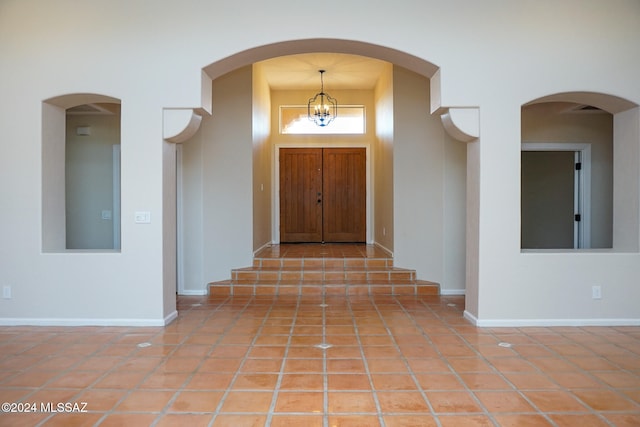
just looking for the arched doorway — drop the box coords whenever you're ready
[168,39,473,297]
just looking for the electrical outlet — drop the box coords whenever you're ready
[2,286,11,299]
[592,285,602,300]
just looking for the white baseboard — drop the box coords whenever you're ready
[0,314,178,327]
[178,289,208,296]
[373,242,393,257]
[463,310,640,327]
[440,289,465,296]
[163,310,178,325]
[253,241,273,256]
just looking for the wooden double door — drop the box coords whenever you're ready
[280,147,366,243]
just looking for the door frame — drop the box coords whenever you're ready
[274,142,372,244]
[521,142,591,249]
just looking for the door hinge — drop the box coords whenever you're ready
[575,162,582,170]
[575,214,581,222]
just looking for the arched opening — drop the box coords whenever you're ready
[42,94,121,252]
[174,40,470,296]
[521,92,639,252]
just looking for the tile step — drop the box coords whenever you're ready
[208,280,440,297]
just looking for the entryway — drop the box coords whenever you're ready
[279,147,366,243]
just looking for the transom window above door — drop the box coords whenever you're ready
[280,105,365,135]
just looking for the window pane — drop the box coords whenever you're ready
[281,105,365,134]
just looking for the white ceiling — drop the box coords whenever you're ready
[258,53,388,91]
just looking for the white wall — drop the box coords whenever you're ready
[1,0,638,325]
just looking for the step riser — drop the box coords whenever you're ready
[232,270,416,282]
[210,255,439,297]
[210,283,439,297]
[253,258,394,269]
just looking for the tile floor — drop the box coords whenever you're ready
[1,294,639,426]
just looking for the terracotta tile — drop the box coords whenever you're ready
[602,414,640,427]
[488,357,537,373]
[377,391,431,413]
[270,415,323,427]
[474,391,536,412]
[0,412,50,427]
[447,357,494,373]
[41,413,104,427]
[425,391,484,413]
[284,358,323,373]
[547,372,605,389]
[549,414,611,427]
[76,389,128,411]
[502,372,560,390]
[99,414,159,427]
[169,391,224,412]
[572,389,640,411]
[156,413,213,427]
[592,371,640,388]
[458,373,512,390]
[93,371,147,389]
[406,358,451,373]
[221,391,273,413]
[185,372,234,390]
[415,373,464,390]
[116,390,175,412]
[2,370,60,387]
[274,391,324,413]
[199,358,242,372]
[159,356,203,372]
[45,371,103,388]
[438,415,494,427]
[326,359,366,373]
[493,414,554,427]
[327,391,377,412]
[209,345,249,358]
[280,373,324,390]
[366,359,409,373]
[523,390,588,412]
[329,415,382,427]
[327,374,371,390]
[371,374,418,390]
[232,373,279,390]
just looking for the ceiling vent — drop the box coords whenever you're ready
[564,104,606,114]
[67,103,118,115]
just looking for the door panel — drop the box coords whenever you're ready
[280,148,323,242]
[521,151,575,249]
[279,147,366,243]
[323,148,366,242]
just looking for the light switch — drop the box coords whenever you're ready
[134,211,151,224]
[101,210,112,220]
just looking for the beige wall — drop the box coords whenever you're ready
[374,63,394,252]
[252,64,272,251]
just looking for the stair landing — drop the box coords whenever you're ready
[208,243,439,297]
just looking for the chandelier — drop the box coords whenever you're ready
[308,70,337,127]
